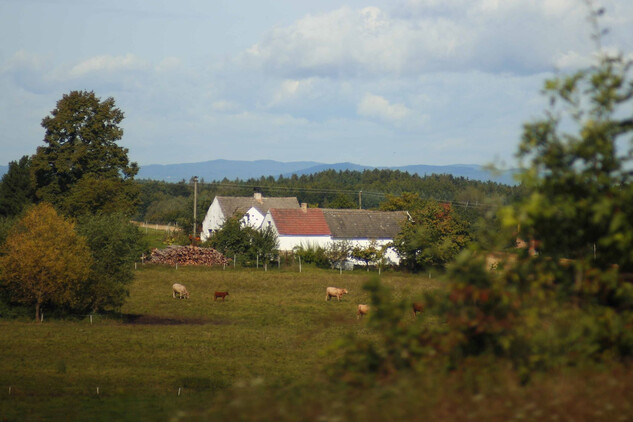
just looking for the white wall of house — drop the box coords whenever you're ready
[277,235,333,252]
[200,198,224,241]
[241,206,265,231]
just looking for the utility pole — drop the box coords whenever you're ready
[358,190,362,209]
[192,176,198,243]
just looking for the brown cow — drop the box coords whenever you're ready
[214,291,229,301]
[326,287,348,301]
[357,304,370,319]
[412,302,424,318]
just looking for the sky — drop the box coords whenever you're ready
[1,0,632,169]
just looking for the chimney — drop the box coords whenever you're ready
[301,203,307,213]
[254,192,263,203]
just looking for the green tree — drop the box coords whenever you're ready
[393,200,470,270]
[64,175,140,217]
[251,226,280,269]
[0,203,92,321]
[32,90,138,215]
[0,156,35,217]
[208,216,253,261]
[75,213,146,312]
[351,240,381,271]
[379,192,424,212]
[327,240,353,272]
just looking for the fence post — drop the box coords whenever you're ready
[299,256,302,273]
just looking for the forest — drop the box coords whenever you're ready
[134,168,525,229]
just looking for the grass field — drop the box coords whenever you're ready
[0,265,440,421]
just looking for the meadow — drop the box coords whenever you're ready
[0,264,440,421]
[2,263,633,421]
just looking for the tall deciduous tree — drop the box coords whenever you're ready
[31,90,139,215]
[0,203,92,321]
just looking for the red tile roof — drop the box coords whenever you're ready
[270,208,331,236]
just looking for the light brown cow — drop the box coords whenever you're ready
[214,291,229,301]
[412,302,424,318]
[172,283,190,299]
[357,304,370,319]
[325,287,348,301]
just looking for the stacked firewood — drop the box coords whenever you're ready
[146,245,231,266]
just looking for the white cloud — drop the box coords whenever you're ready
[69,54,148,77]
[242,1,629,78]
[554,50,594,70]
[357,93,412,124]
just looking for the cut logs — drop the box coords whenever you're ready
[146,245,231,266]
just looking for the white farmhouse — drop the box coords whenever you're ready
[200,193,300,241]
[261,205,332,251]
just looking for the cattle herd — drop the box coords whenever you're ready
[171,283,423,319]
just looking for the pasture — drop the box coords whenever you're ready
[0,265,439,421]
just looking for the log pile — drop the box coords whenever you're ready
[147,245,231,266]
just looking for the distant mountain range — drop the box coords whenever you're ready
[0,159,518,185]
[136,159,518,185]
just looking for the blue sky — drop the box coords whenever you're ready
[1,0,632,168]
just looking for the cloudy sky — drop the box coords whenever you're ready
[1,0,632,168]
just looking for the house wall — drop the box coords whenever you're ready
[200,198,223,241]
[241,207,265,230]
[277,235,333,252]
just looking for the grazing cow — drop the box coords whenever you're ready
[326,287,348,301]
[172,283,190,299]
[412,302,424,318]
[357,304,370,319]
[214,291,229,301]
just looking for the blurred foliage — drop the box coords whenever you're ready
[330,29,633,385]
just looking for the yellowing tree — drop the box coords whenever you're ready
[0,203,92,321]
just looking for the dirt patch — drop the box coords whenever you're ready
[122,314,229,326]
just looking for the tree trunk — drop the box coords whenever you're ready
[35,300,41,323]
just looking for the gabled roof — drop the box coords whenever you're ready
[322,209,408,239]
[216,196,300,218]
[269,208,331,236]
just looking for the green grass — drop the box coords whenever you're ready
[140,227,173,250]
[0,265,439,421]
[4,265,631,421]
